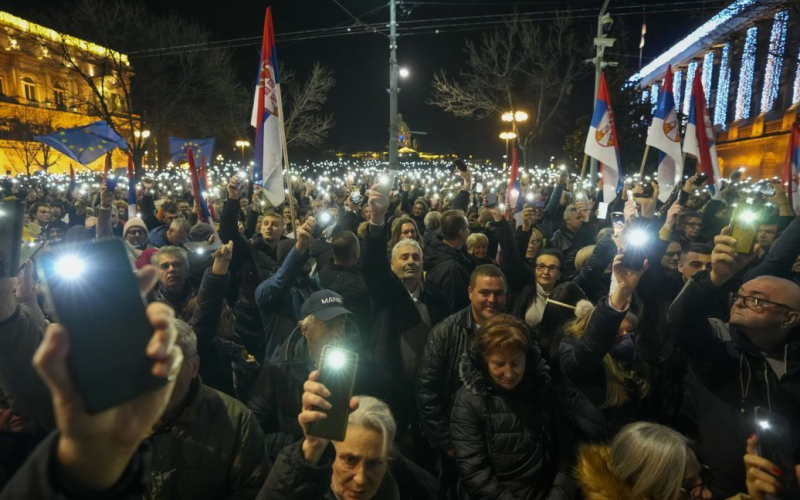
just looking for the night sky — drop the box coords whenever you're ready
[5,0,726,162]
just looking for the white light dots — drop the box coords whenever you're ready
[760,11,788,114]
[735,26,757,122]
[683,62,698,115]
[715,43,731,127]
[701,51,715,106]
[673,70,683,112]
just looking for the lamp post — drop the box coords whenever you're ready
[388,0,399,171]
[133,129,151,172]
[235,140,250,165]
[500,110,528,167]
[499,132,517,169]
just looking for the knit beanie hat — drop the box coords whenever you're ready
[124,217,148,237]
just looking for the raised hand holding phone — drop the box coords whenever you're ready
[710,226,760,287]
[299,370,359,464]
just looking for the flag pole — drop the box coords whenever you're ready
[274,84,298,231]
[638,144,650,177]
[579,154,588,183]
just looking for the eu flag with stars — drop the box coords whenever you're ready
[34,121,128,166]
[168,137,216,164]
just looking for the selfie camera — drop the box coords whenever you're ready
[55,255,86,279]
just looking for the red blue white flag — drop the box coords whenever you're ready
[683,66,721,197]
[646,66,683,201]
[584,72,623,202]
[251,7,285,207]
[782,122,800,215]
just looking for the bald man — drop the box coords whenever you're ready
[667,230,800,498]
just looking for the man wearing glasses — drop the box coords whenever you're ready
[667,227,800,498]
[676,211,708,246]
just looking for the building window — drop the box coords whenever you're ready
[22,77,37,102]
[735,26,757,121]
[53,82,66,108]
[715,43,731,127]
[760,11,788,114]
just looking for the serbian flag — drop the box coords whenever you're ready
[646,66,683,201]
[251,7,285,207]
[102,152,111,183]
[199,156,217,222]
[126,153,137,220]
[505,147,521,211]
[683,66,721,197]
[782,122,800,215]
[68,164,76,195]
[584,72,623,202]
[187,148,212,224]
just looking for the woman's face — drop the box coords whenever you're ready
[331,426,388,500]
[400,222,416,242]
[525,232,543,260]
[282,207,292,221]
[485,348,526,390]
[534,254,561,290]
[681,455,712,499]
[471,243,488,260]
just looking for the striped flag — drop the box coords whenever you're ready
[783,122,800,215]
[127,153,137,220]
[584,72,623,202]
[683,66,721,197]
[645,66,683,201]
[187,148,212,224]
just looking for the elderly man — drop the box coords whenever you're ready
[150,246,194,315]
[549,202,594,278]
[668,228,800,497]
[148,217,191,249]
[148,320,272,498]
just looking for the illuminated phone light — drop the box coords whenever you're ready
[195,248,205,255]
[739,210,757,223]
[626,229,650,247]
[758,419,771,430]
[55,255,85,279]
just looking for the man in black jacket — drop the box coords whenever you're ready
[549,203,594,278]
[416,264,507,464]
[424,210,476,315]
[668,228,800,497]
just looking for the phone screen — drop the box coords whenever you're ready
[308,345,359,441]
[729,205,761,255]
[611,212,625,237]
[376,171,396,208]
[37,239,165,413]
[598,202,609,220]
[755,407,800,497]
[0,200,25,277]
[483,193,498,208]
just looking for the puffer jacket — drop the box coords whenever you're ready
[424,235,477,315]
[148,378,272,499]
[450,344,559,500]
[146,225,170,248]
[416,306,478,450]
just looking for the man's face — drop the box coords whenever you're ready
[164,211,181,225]
[304,315,346,363]
[678,251,711,282]
[50,205,62,220]
[729,279,799,338]
[535,254,562,290]
[282,207,292,222]
[469,275,507,323]
[565,211,582,232]
[166,227,189,246]
[177,202,191,219]
[157,255,187,292]
[681,217,702,238]
[525,232,543,260]
[110,207,119,227]
[400,222,416,242]
[413,203,425,217]
[35,207,50,225]
[757,224,779,252]
[331,426,388,500]
[126,227,147,247]
[47,227,64,242]
[260,215,285,243]
[391,244,422,284]
[661,241,682,270]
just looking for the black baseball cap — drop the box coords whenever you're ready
[300,290,351,321]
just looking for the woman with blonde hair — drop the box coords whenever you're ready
[575,422,712,499]
[560,247,657,441]
[465,232,496,265]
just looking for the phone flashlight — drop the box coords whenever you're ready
[626,229,650,247]
[55,255,86,279]
[320,212,332,224]
[738,209,757,223]
[326,348,347,370]
[195,248,205,255]
[525,192,534,202]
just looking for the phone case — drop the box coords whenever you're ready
[0,200,25,277]
[307,346,359,442]
[754,407,800,497]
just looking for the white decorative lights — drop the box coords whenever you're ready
[735,26,757,121]
[683,61,698,115]
[650,82,660,114]
[760,11,788,114]
[701,51,715,106]
[715,43,731,127]
[673,70,683,112]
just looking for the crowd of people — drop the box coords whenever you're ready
[0,158,798,500]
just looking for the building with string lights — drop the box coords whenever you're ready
[0,11,132,174]
[628,0,800,179]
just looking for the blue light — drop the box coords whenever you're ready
[683,62,698,115]
[735,26,757,121]
[628,0,759,84]
[715,43,731,127]
[761,11,788,113]
[673,70,683,112]
[702,52,715,106]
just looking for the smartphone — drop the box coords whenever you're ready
[37,239,166,413]
[575,190,589,204]
[729,204,761,254]
[453,159,467,173]
[350,191,361,205]
[483,193,498,208]
[622,228,651,271]
[376,171,396,208]
[0,200,25,277]
[696,172,708,184]
[184,239,223,256]
[639,182,655,198]
[307,345,359,441]
[754,407,800,498]
[611,212,625,237]
[598,202,609,220]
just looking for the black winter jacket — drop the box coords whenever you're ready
[424,235,477,315]
[450,345,559,500]
[317,260,372,347]
[668,270,800,498]
[257,440,439,500]
[416,306,478,450]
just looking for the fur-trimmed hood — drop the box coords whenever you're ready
[458,341,550,397]
[575,445,634,500]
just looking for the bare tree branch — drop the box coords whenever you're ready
[283,62,336,149]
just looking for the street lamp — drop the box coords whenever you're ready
[399,67,410,78]
[499,132,517,168]
[134,129,150,139]
[235,140,250,165]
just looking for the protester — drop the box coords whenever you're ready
[150,246,195,315]
[25,202,50,241]
[148,217,192,248]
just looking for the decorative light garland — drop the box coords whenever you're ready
[701,51,715,106]
[735,26,757,121]
[683,61,698,115]
[650,82,660,114]
[715,42,731,127]
[673,70,683,112]
[794,52,800,104]
[760,10,788,114]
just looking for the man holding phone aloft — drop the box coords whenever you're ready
[668,227,800,497]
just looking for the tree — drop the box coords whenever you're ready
[280,62,336,149]
[428,12,589,166]
[6,105,61,175]
[44,0,245,176]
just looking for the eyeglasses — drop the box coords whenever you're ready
[535,264,560,273]
[729,292,795,311]
[680,464,711,499]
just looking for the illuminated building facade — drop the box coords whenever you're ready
[628,0,800,179]
[0,11,131,174]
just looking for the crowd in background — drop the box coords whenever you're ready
[0,159,798,500]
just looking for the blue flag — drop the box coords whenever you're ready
[168,137,216,164]
[34,121,128,166]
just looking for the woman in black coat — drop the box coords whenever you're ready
[449,314,564,500]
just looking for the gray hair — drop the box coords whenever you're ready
[563,204,579,221]
[424,211,441,230]
[152,246,189,269]
[391,238,423,261]
[170,217,192,233]
[610,422,697,500]
[347,396,396,456]
[174,319,198,361]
